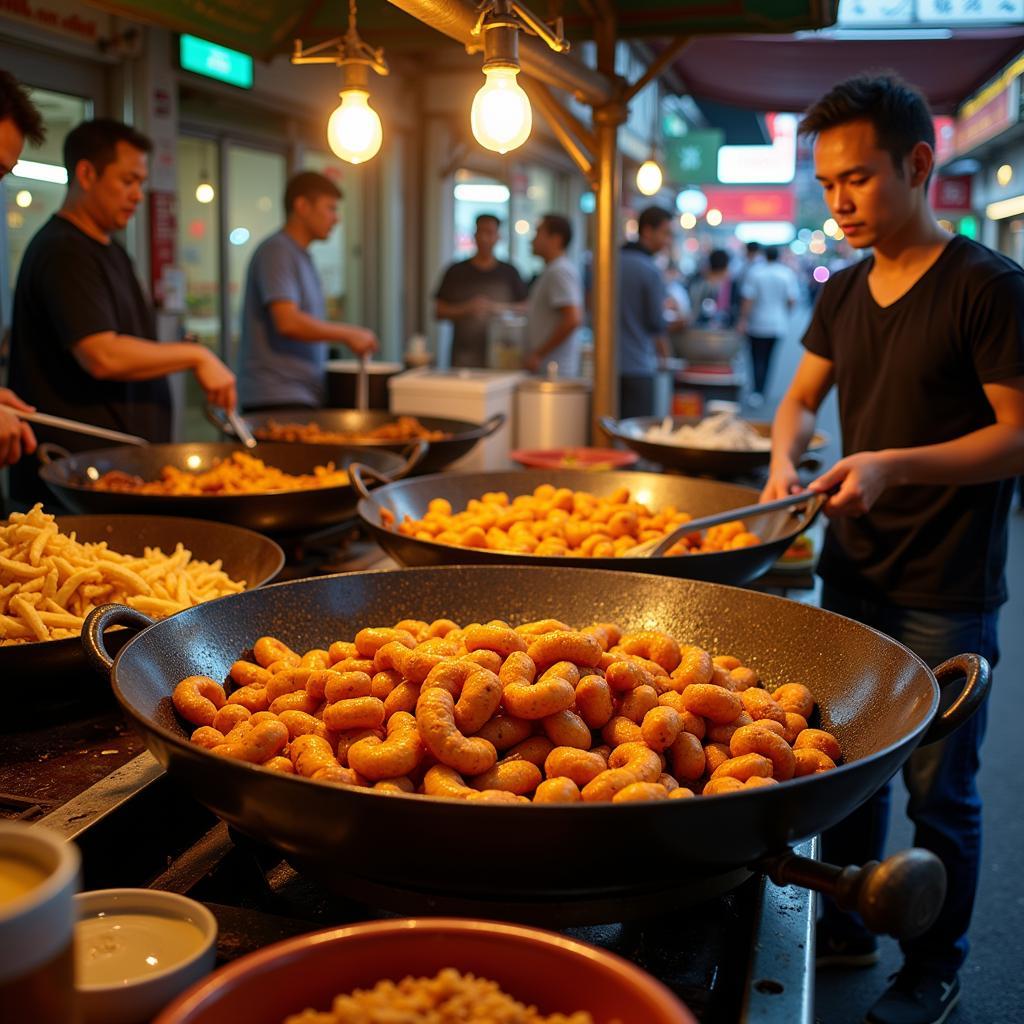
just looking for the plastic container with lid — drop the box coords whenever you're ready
[389,368,525,470]
[515,374,592,450]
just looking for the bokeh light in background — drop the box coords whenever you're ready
[679,212,697,229]
[579,191,596,214]
[195,182,215,204]
[813,266,830,283]
[823,218,838,236]
[705,208,723,227]
[676,188,708,216]
[514,219,530,235]
[997,164,1013,186]
[229,227,250,246]
[14,190,32,208]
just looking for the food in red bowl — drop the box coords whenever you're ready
[509,447,638,471]
[153,918,695,1024]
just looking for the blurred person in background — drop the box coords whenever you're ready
[689,249,734,328]
[523,214,583,375]
[8,118,237,507]
[0,71,44,469]
[434,213,527,368]
[663,260,693,355]
[730,239,762,321]
[239,171,377,412]
[617,206,674,417]
[736,246,799,406]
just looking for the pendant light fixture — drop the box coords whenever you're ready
[469,0,569,155]
[635,85,663,197]
[292,0,388,165]
[195,168,215,204]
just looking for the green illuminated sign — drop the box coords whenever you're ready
[665,130,724,185]
[959,215,978,239]
[180,35,253,89]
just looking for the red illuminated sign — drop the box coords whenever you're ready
[701,187,795,222]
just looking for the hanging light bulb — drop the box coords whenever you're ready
[469,0,567,155]
[472,66,532,154]
[292,0,388,166]
[195,178,215,204]
[636,158,663,196]
[328,86,383,164]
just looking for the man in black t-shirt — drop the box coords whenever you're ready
[434,214,527,367]
[8,119,236,506]
[764,75,1024,1024]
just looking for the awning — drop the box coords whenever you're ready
[664,28,1024,115]
[87,0,838,61]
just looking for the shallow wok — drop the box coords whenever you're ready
[211,407,505,476]
[1,515,283,715]
[38,441,421,534]
[85,566,988,931]
[600,415,829,477]
[352,467,822,586]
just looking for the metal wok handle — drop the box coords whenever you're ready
[35,442,71,467]
[204,404,232,436]
[83,604,156,673]
[475,412,506,439]
[920,652,991,747]
[349,461,394,502]
[764,847,946,939]
[394,440,427,479]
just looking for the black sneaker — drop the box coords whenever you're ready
[866,968,961,1024]
[816,919,880,968]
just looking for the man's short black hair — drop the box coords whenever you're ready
[746,241,761,256]
[285,171,343,214]
[708,248,730,272]
[539,212,572,249]
[764,246,780,262]
[799,72,935,177]
[0,71,45,146]
[638,206,673,233]
[64,119,151,178]
[476,213,500,230]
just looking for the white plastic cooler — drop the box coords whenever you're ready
[388,368,525,471]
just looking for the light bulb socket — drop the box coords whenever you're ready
[340,60,371,91]
[481,13,520,71]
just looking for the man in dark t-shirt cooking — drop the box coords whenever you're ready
[764,75,1024,1024]
[8,118,236,506]
[434,214,527,367]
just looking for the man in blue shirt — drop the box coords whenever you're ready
[618,206,673,418]
[239,172,377,411]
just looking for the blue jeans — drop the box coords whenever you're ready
[819,583,999,977]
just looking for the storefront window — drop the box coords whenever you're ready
[452,170,510,262]
[176,136,220,351]
[3,88,91,292]
[226,144,286,366]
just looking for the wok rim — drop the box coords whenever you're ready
[0,514,284,662]
[38,441,405,501]
[244,410,499,446]
[354,468,814,569]
[107,564,940,814]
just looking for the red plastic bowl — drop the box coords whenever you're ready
[153,918,695,1024]
[509,447,639,470]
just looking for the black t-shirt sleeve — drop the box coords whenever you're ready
[969,271,1024,383]
[434,264,459,302]
[35,242,121,350]
[801,289,833,361]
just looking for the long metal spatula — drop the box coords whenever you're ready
[15,409,147,447]
[626,489,824,558]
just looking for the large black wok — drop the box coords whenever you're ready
[601,415,829,477]
[352,467,822,586]
[85,566,988,932]
[38,441,421,534]
[211,407,505,477]
[1,515,283,714]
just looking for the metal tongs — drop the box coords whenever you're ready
[14,409,147,447]
[625,489,826,558]
[224,407,258,450]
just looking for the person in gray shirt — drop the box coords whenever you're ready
[524,213,583,375]
[239,172,377,410]
[618,206,673,418]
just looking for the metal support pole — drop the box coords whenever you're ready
[623,36,690,103]
[591,101,624,441]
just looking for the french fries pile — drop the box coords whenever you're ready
[0,504,246,645]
